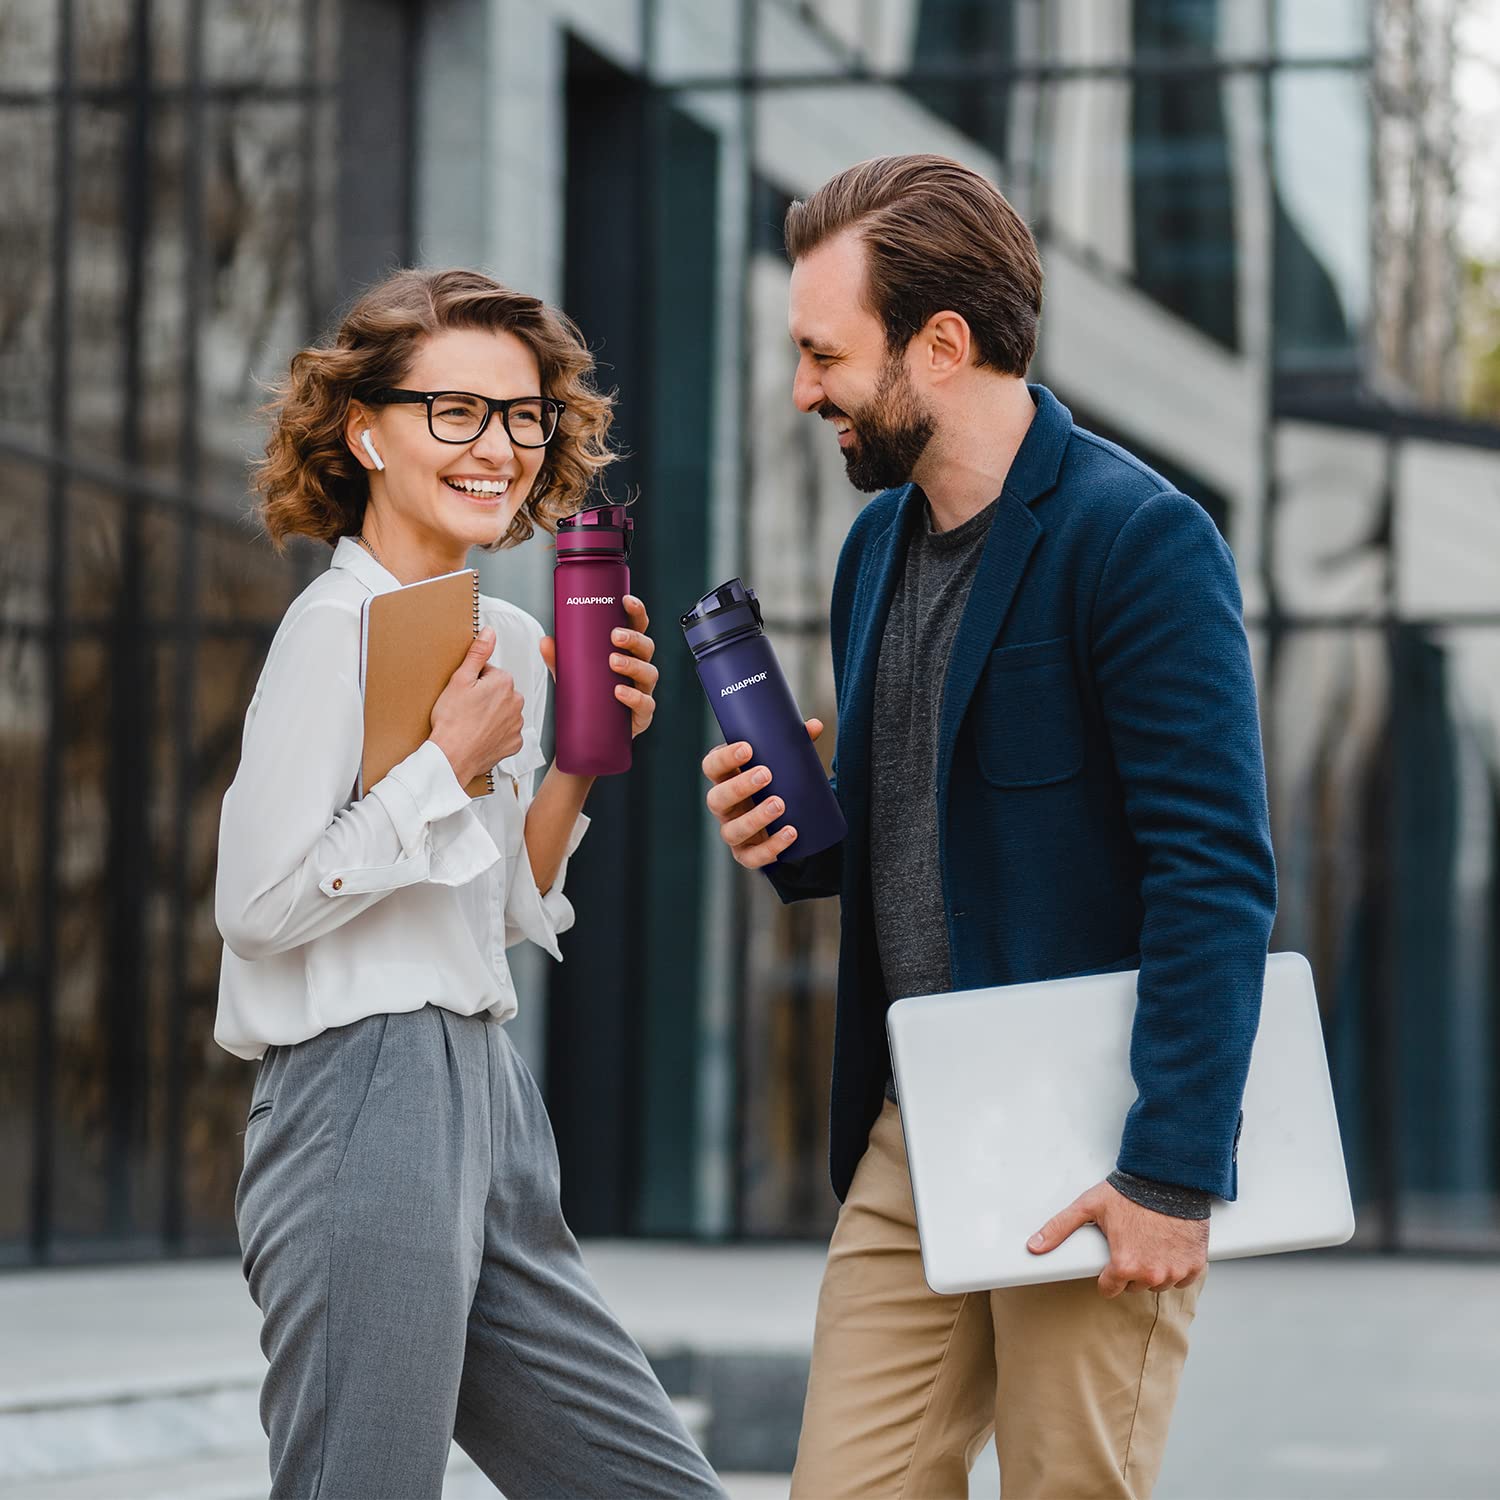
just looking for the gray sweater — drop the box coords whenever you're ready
[867,491,1209,1221]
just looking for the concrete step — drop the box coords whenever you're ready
[1,1396,713,1500]
[2,1438,491,1500]
[0,1382,262,1488]
[0,1444,270,1500]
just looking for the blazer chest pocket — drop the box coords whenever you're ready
[973,636,1085,788]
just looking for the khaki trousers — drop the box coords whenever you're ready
[791,1099,1203,1500]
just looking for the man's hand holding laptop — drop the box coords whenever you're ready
[1028,1179,1209,1298]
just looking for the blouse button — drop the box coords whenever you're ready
[331,878,343,891]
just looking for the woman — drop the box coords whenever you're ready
[214,268,724,1499]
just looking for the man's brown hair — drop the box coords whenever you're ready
[784,154,1042,376]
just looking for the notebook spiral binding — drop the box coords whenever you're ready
[472,570,496,795]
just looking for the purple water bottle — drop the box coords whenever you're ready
[553,502,635,776]
[681,577,846,863]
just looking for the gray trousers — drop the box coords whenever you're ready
[235,1003,725,1500]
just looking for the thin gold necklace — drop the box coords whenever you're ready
[353,533,383,567]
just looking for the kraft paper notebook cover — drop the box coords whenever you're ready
[357,568,494,800]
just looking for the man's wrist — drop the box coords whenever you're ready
[1107,1169,1212,1220]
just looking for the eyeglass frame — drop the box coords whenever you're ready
[369,387,566,448]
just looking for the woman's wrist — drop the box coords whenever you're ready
[523,763,595,894]
[546,762,597,798]
[427,734,474,790]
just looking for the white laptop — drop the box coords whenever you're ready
[885,951,1355,1295]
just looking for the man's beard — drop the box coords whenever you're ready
[833,353,936,493]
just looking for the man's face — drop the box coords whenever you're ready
[788,230,935,493]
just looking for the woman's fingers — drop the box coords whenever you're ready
[619,596,652,650]
[610,624,654,662]
[608,652,658,690]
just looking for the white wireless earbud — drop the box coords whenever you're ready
[360,430,385,471]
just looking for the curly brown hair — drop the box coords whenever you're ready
[253,268,617,552]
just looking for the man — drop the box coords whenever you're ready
[700,155,1276,1497]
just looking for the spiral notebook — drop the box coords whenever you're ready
[357,567,495,799]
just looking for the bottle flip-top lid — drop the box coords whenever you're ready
[680,577,764,655]
[555,501,634,559]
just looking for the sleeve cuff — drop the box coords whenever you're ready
[321,741,499,896]
[370,739,474,855]
[1107,1168,1212,1220]
[504,810,590,959]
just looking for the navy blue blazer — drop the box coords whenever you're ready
[766,385,1277,1204]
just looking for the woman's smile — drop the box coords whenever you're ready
[442,473,514,506]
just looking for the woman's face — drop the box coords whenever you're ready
[355,326,551,554]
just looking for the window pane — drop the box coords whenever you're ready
[49,636,111,1246]
[1273,68,1371,377]
[197,99,318,506]
[0,104,55,437]
[0,3,59,91]
[181,634,267,1247]
[65,482,183,628]
[139,104,189,487]
[1274,0,1371,58]
[1273,421,1388,617]
[1261,625,1390,1245]
[1130,4,1240,351]
[1395,439,1500,619]
[1392,624,1500,1250]
[0,478,45,1226]
[0,627,46,1253]
[0,460,50,628]
[150,0,193,86]
[1265,619,1500,1253]
[71,105,130,466]
[206,0,307,86]
[74,0,137,86]
[653,0,740,83]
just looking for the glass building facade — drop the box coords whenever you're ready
[3,0,1497,1265]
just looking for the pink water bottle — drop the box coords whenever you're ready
[552,501,635,775]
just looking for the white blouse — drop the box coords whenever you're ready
[213,536,589,1061]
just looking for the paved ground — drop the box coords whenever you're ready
[2,1244,1497,1497]
[584,1244,1500,1498]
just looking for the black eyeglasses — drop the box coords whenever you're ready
[372,388,565,448]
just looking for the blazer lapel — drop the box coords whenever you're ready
[839,383,1074,854]
[934,497,1042,807]
[933,384,1073,808]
